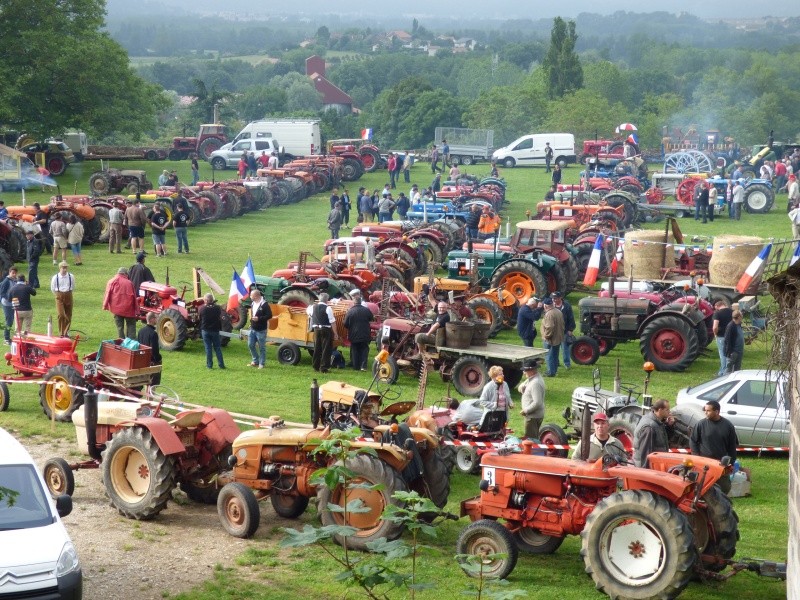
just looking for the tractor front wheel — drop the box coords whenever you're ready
[0,382,9,412]
[570,336,600,365]
[456,519,518,580]
[42,457,74,498]
[156,308,189,351]
[450,356,490,397]
[40,365,86,422]
[218,482,260,538]
[270,493,309,519]
[455,446,481,475]
[372,356,399,384]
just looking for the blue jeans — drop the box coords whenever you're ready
[3,303,14,341]
[561,338,572,368]
[201,330,225,368]
[248,329,266,366]
[543,341,559,376]
[389,170,396,188]
[716,336,727,375]
[28,258,40,289]
[175,227,189,253]
[466,227,479,240]
[379,212,391,223]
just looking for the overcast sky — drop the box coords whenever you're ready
[108,0,799,20]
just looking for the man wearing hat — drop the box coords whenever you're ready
[102,267,138,339]
[518,358,545,439]
[540,297,564,377]
[551,291,575,369]
[516,296,541,347]
[50,262,75,336]
[572,412,626,461]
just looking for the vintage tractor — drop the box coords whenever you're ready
[349,222,451,266]
[88,168,153,196]
[455,445,757,598]
[0,331,161,422]
[215,378,450,549]
[42,390,240,521]
[326,138,383,173]
[169,123,229,161]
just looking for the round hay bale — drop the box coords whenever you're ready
[709,235,763,287]
[623,229,674,279]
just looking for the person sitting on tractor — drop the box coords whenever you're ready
[454,365,513,426]
[572,412,626,461]
[411,301,450,360]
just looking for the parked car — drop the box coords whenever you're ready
[673,370,790,446]
[0,427,82,598]
[209,138,281,170]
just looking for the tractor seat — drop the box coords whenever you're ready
[477,410,506,434]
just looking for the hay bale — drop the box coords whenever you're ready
[623,229,674,279]
[709,235,763,287]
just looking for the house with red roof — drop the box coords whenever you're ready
[305,55,354,114]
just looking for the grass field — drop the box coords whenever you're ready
[0,159,789,599]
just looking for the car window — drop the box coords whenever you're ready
[0,464,53,530]
[696,381,737,402]
[513,138,532,151]
[731,380,778,409]
[254,141,273,151]
[232,141,251,152]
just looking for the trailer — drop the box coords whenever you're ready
[85,145,168,161]
[435,127,494,166]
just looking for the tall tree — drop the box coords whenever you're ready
[541,17,584,99]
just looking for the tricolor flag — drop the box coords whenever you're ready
[626,132,639,146]
[735,243,772,293]
[583,234,605,286]
[361,128,373,141]
[790,242,800,267]
[241,258,255,297]
[228,269,248,312]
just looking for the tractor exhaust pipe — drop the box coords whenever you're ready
[46,315,53,337]
[310,379,320,428]
[84,386,102,461]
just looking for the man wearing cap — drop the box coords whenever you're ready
[103,267,137,339]
[552,291,575,369]
[25,230,42,289]
[8,275,35,333]
[518,358,545,439]
[412,301,450,360]
[540,297,564,377]
[124,198,147,255]
[50,262,75,336]
[573,413,626,461]
[307,293,338,373]
[129,252,154,297]
[516,296,541,347]
[344,292,374,371]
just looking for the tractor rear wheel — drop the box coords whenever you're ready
[92,206,111,243]
[538,423,569,458]
[490,259,548,305]
[40,365,86,422]
[359,149,380,173]
[156,308,189,351]
[598,338,616,356]
[546,262,568,295]
[341,158,363,181]
[455,446,481,475]
[607,412,640,456]
[197,191,224,222]
[743,183,774,214]
[420,447,450,508]
[270,493,309,519]
[564,255,580,293]
[89,173,112,195]
[571,336,600,365]
[217,482,260,538]
[4,226,26,262]
[513,527,565,555]
[47,156,67,176]
[640,314,699,372]
[457,519,518,580]
[317,454,407,551]
[43,457,74,498]
[0,249,13,279]
[466,297,504,338]
[451,356,490,397]
[277,342,301,366]
[277,288,316,309]
[695,486,739,571]
[102,426,177,520]
[198,137,224,159]
[220,312,232,348]
[581,490,697,600]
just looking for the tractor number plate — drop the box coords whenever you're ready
[381,324,391,340]
[177,300,185,307]
[482,466,496,486]
[448,259,461,269]
[83,361,98,376]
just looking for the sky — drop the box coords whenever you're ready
[107,0,799,20]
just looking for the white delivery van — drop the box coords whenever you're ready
[0,427,82,598]
[229,119,321,158]
[492,133,576,168]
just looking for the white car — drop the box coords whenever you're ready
[673,370,790,447]
[0,428,82,598]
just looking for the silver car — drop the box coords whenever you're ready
[673,370,790,447]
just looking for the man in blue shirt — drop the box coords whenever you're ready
[551,291,575,369]
[516,297,541,347]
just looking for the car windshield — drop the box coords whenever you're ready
[697,381,738,402]
[683,375,730,396]
[0,464,54,530]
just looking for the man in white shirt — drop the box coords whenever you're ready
[731,180,744,221]
[50,262,75,336]
[108,204,124,254]
[267,152,279,169]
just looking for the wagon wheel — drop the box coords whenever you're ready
[664,152,700,174]
[645,187,664,205]
[687,150,714,174]
[676,178,700,206]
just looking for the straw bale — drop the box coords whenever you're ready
[709,235,763,286]
[623,229,674,279]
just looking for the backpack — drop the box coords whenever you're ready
[330,348,346,369]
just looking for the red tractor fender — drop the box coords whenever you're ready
[407,230,447,248]
[646,303,706,328]
[607,463,694,504]
[125,418,185,455]
[183,407,241,455]
[375,239,419,257]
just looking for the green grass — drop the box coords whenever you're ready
[0,160,789,599]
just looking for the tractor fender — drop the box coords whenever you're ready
[655,303,706,327]
[407,230,445,246]
[607,464,693,503]
[195,407,241,449]
[124,418,185,455]
[494,255,553,274]
[640,305,702,330]
[645,452,730,498]
[376,239,419,256]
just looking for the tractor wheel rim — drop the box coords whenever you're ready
[465,534,506,574]
[473,307,493,323]
[573,341,594,362]
[458,366,483,388]
[456,447,476,471]
[377,363,393,380]
[499,273,534,302]
[330,477,384,534]
[160,321,176,343]
[49,379,72,412]
[46,468,67,494]
[110,446,150,502]
[224,497,246,526]
[748,191,767,209]
[599,517,665,583]
[516,527,552,547]
[649,329,684,362]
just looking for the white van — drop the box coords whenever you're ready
[492,133,576,168]
[0,428,82,598]
[229,119,321,158]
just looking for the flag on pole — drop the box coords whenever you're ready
[228,269,248,312]
[735,243,772,293]
[583,234,605,286]
[241,258,255,297]
[790,242,800,267]
[626,132,639,146]
[361,128,373,141]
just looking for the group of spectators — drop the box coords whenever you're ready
[516,291,574,377]
[236,151,278,179]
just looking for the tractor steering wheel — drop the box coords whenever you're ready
[602,446,632,468]
[66,329,90,342]
[375,379,401,403]
[147,384,180,407]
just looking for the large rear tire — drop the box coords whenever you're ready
[89,173,112,195]
[695,486,739,572]
[743,183,774,214]
[607,412,640,456]
[270,493,309,519]
[39,365,86,422]
[466,297,504,337]
[490,259,548,305]
[277,288,316,309]
[92,206,111,243]
[420,447,450,508]
[538,423,569,458]
[640,314,699,372]
[156,308,189,351]
[456,519,518,580]
[512,527,565,555]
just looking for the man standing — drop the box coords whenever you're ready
[307,293,337,373]
[700,182,712,223]
[124,198,147,254]
[172,203,190,254]
[0,267,17,343]
[552,291,574,369]
[431,173,442,196]
[129,252,154,297]
[712,300,733,376]
[787,174,799,213]
[103,267,138,339]
[358,188,373,223]
[394,192,410,220]
[573,412,627,461]
[722,310,744,373]
[633,399,674,468]
[268,152,279,169]
[690,400,738,493]
[441,139,450,167]
[50,262,75,337]
[49,213,68,265]
[9,275,35,333]
[402,151,412,183]
[108,203,124,254]
[191,155,200,186]
[518,358,545,440]
[430,144,441,173]
[327,201,343,239]
[377,195,395,224]
[544,142,553,173]
[551,164,562,187]
[387,153,397,189]
[516,296,541,347]
[731,179,744,221]
[541,297,564,377]
[199,293,226,369]
[343,293,373,371]
[148,204,169,257]
[25,230,42,289]
[136,312,162,386]
[247,289,271,369]
[330,186,341,210]
[413,301,450,359]
[465,204,481,241]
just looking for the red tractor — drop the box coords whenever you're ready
[169,123,229,161]
[457,444,749,598]
[0,332,161,422]
[326,138,382,174]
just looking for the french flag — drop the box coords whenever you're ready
[583,234,604,286]
[241,258,255,297]
[228,268,248,312]
[790,242,800,267]
[361,128,373,141]
[736,243,772,293]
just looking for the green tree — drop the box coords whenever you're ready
[185,79,231,125]
[541,17,584,99]
[315,26,331,47]
[395,89,464,149]
[541,89,626,142]
[455,58,525,102]
[582,60,631,109]
[231,86,288,122]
